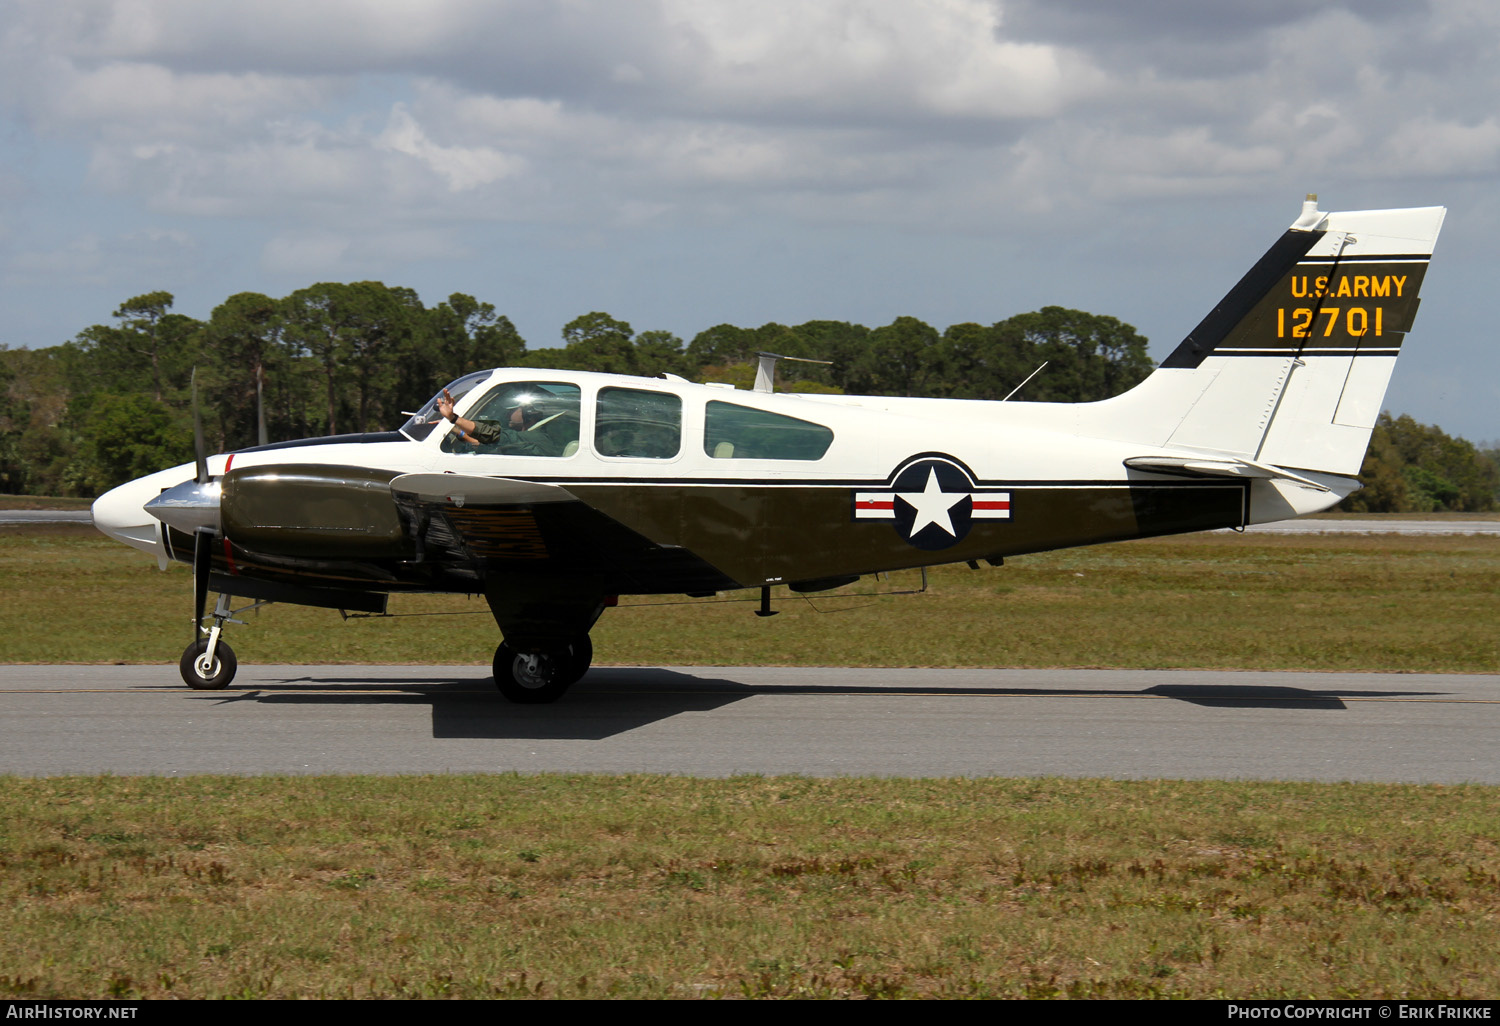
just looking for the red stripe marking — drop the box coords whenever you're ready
[856,499,895,510]
[972,500,1010,510]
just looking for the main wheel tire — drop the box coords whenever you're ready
[493,639,587,704]
[179,638,237,690]
[560,634,593,686]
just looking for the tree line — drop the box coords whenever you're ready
[0,281,1495,512]
[1341,413,1500,514]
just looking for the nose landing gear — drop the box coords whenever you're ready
[180,636,237,690]
[179,591,264,690]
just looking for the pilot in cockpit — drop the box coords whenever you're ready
[436,389,564,457]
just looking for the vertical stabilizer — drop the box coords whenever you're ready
[1092,198,1444,478]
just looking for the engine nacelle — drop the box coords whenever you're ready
[221,464,410,558]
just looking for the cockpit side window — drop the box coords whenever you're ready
[703,401,834,460]
[399,371,491,442]
[442,382,582,457]
[595,388,682,459]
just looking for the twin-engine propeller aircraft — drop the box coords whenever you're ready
[93,196,1445,702]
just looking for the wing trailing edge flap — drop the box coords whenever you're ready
[1123,456,1334,492]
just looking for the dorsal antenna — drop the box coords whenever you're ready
[1002,361,1049,401]
[753,352,834,393]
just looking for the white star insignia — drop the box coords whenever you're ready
[897,467,965,538]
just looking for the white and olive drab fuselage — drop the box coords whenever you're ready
[99,367,1318,601]
[93,201,1444,610]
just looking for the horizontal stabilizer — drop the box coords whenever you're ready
[1124,456,1331,492]
[389,473,578,507]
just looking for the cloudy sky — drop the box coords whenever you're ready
[3,0,1497,439]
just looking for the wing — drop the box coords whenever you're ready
[389,473,739,595]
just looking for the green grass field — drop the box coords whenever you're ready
[2,775,1497,1000]
[3,523,1497,671]
[3,523,1497,999]
[0,495,94,511]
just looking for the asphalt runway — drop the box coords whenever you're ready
[1238,518,1500,535]
[2,664,1497,783]
[0,510,94,523]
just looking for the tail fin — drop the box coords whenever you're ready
[1095,197,1445,478]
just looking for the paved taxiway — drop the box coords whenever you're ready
[2,665,1496,782]
[1238,518,1500,535]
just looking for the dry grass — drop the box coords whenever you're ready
[1,775,1496,999]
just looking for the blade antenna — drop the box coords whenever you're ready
[1002,361,1048,401]
[752,352,833,394]
[256,362,268,447]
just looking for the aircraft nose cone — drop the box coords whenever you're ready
[93,476,168,557]
[91,463,198,566]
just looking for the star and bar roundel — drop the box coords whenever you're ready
[852,456,1011,551]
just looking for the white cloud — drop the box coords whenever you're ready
[5,0,1500,443]
[260,233,351,276]
[260,225,467,277]
[377,104,522,192]
[6,227,196,285]
[51,61,324,137]
[649,0,1100,120]
[1,1,1494,237]
[1385,118,1500,178]
[1,0,1493,253]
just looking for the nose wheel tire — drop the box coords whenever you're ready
[180,638,237,690]
[493,637,592,704]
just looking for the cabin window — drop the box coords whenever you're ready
[595,388,682,459]
[703,401,834,461]
[443,382,582,457]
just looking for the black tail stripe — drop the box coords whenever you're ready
[1161,229,1323,369]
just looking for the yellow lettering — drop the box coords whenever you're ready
[1319,308,1340,337]
[1336,278,1353,298]
[1291,276,1309,298]
[1292,308,1313,338]
[1370,277,1391,298]
[1392,275,1407,297]
[1353,276,1369,297]
[1315,276,1328,297]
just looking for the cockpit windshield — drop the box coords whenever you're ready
[398,371,493,441]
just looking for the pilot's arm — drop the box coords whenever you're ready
[436,391,482,445]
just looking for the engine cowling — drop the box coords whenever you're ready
[220,464,409,558]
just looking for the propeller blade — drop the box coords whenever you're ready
[256,363,268,447]
[193,527,213,640]
[191,368,209,485]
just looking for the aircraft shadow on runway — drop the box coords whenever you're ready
[181,668,1450,740]
[190,669,752,741]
